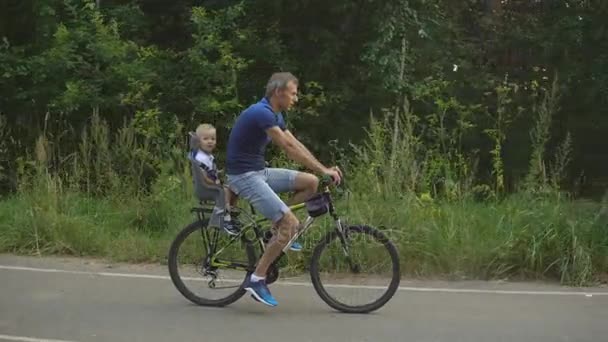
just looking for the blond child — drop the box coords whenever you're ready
[189,124,239,235]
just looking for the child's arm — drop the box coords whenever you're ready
[192,150,221,187]
[200,168,218,186]
[198,167,223,188]
[216,168,224,185]
[196,161,220,187]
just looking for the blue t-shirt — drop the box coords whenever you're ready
[226,97,287,175]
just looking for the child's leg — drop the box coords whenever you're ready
[217,186,239,235]
[226,186,238,209]
[223,186,232,213]
[214,186,226,213]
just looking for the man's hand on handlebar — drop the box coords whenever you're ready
[323,166,342,185]
[332,166,343,179]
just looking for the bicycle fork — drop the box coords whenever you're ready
[334,218,361,274]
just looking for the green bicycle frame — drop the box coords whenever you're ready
[207,185,344,271]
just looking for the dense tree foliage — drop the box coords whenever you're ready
[1,0,606,198]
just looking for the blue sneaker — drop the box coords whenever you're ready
[244,276,278,307]
[289,241,303,252]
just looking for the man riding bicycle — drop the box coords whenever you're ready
[226,72,342,307]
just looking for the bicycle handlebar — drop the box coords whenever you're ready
[319,175,338,188]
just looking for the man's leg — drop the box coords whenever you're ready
[287,172,319,205]
[265,168,319,205]
[253,211,299,277]
[265,168,317,251]
[244,210,299,307]
[227,170,295,306]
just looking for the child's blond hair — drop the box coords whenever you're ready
[195,123,215,138]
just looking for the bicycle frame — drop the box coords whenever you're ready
[205,184,345,272]
[170,178,400,313]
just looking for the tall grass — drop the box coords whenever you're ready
[335,192,607,285]
[331,76,608,285]
[1,112,194,262]
[0,114,12,194]
[0,83,607,286]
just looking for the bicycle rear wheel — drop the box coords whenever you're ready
[168,219,256,307]
[310,225,400,313]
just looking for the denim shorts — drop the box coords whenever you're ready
[227,168,298,223]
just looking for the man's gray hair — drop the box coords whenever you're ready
[265,72,299,98]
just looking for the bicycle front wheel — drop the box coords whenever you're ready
[310,225,400,313]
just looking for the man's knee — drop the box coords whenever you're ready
[275,211,299,244]
[296,172,318,192]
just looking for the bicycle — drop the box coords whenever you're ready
[167,176,401,313]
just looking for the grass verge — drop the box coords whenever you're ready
[1,184,606,286]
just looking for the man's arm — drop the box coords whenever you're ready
[283,129,319,164]
[266,127,327,174]
[285,129,344,180]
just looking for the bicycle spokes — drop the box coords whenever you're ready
[335,229,358,272]
[312,226,399,311]
[174,224,253,300]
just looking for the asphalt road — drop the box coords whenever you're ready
[1,254,607,342]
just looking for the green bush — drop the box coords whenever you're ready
[1,102,606,286]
